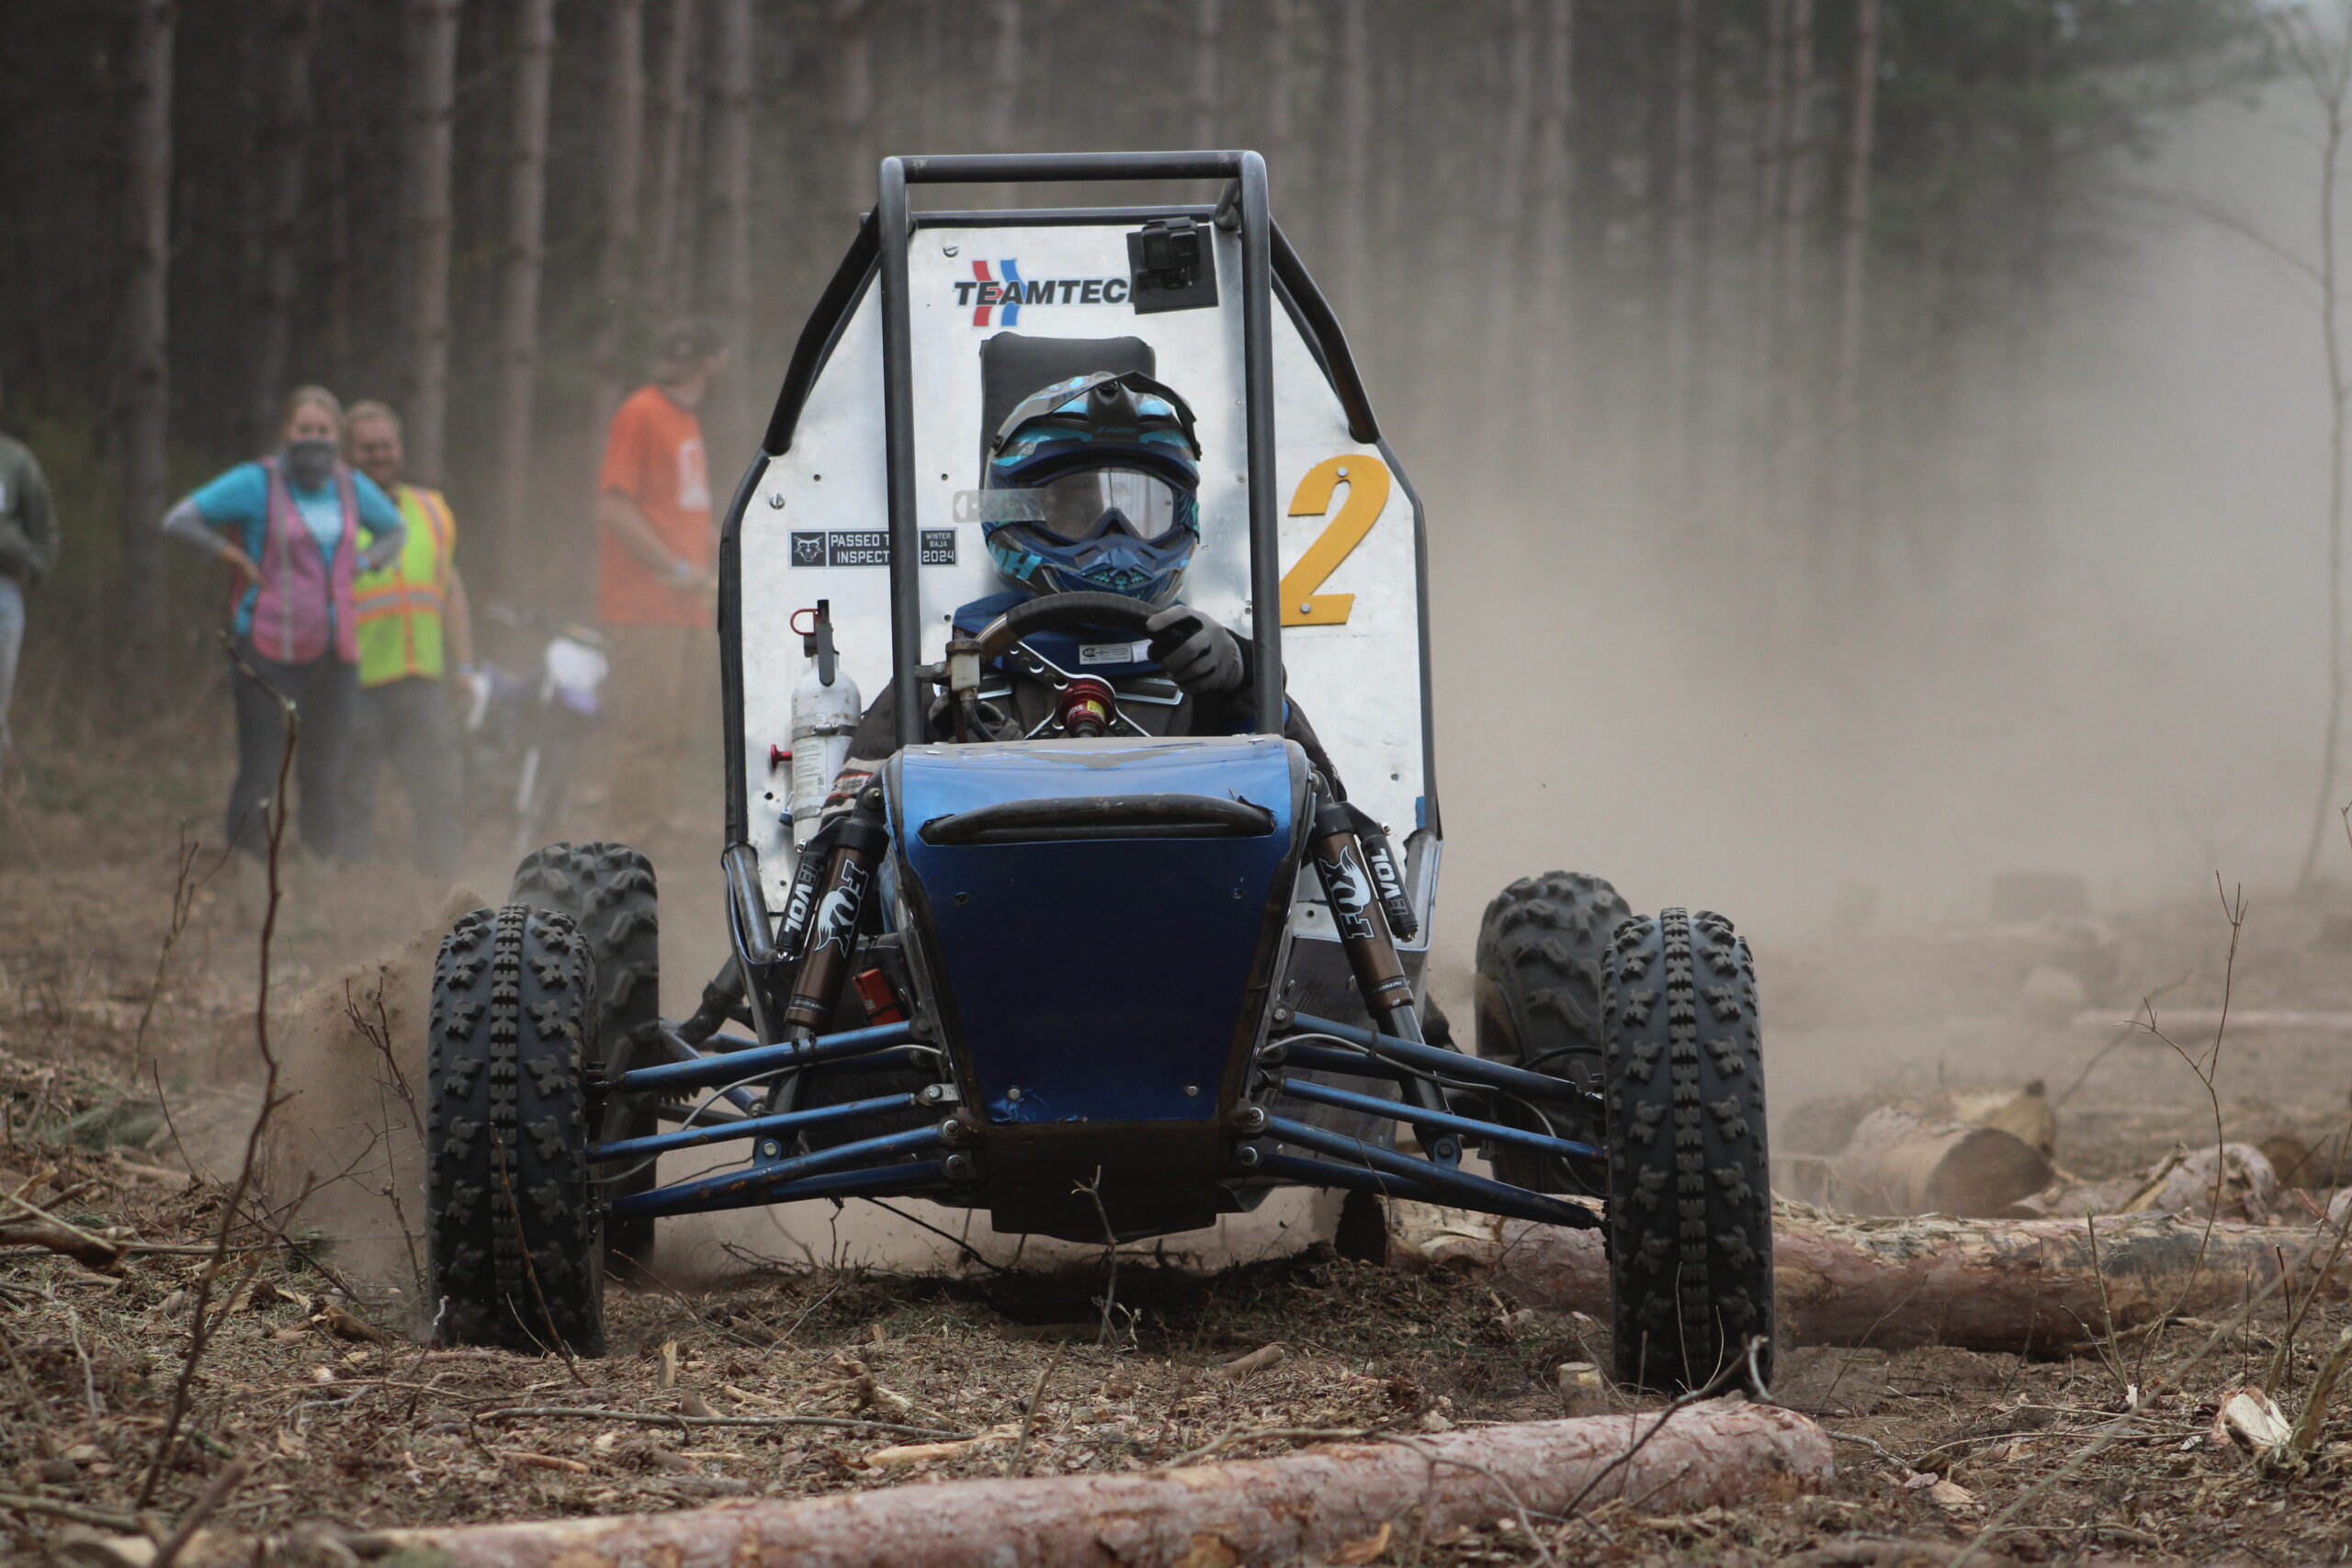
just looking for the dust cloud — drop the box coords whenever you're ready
[1422,96,2334,955]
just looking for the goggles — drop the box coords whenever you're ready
[982,467,1194,545]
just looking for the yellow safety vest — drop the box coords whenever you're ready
[354,484,456,687]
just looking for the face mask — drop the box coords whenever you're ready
[284,439,337,490]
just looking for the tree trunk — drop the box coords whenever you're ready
[1266,0,1295,159]
[707,0,754,447]
[1826,0,1878,597]
[322,104,356,392]
[117,0,175,675]
[1830,0,1878,471]
[1333,0,1371,315]
[249,0,324,448]
[1478,0,1535,474]
[591,0,646,437]
[1422,1207,2352,1354]
[988,0,1022,148]
[493,0,558,558]
[835,0,872,221]
[1191,0,1221,150]
[1530,0,1575,445]
[342,1404,1831,1566]
[1755,0,1789,307]
[1776,0,1815,344]
[645,0,701,321]
[404,0,461,487]
[1660,0,1702,497]
[1746,0,1790,551]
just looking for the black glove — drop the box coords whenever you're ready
[1146,604,1245,694]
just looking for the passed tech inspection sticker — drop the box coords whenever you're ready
[788,529,958,567]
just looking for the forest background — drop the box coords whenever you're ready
[0,0,2325,934]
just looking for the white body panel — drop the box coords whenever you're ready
[740,220,1430,906]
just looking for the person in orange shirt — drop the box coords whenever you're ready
[597,321,727,849]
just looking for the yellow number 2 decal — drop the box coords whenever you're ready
[1279,454,1391,626]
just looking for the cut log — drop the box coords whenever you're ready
[2140,1143,2276,1223]
[1828,1107,2053,1216]
[2025,1142,2280,1223]
[1430,1203,2352,1353]
[1951,1080,2055,1159]
[164,1402,1830,1568]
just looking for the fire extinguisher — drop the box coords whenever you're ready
[787,601,861,848]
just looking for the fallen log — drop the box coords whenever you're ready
[0,1199,126,1272]
[1433,1203,2352,1353]
[115,1403,1830,1568]
[1828,1107,2053,1217]
[2025,1142,2278,1224]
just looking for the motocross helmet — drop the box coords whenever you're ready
[981,370,1203,604]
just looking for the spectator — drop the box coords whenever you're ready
[340,400,476,878]
[162,386,403,908]
[596,320,726,850]
[0,371,60,769]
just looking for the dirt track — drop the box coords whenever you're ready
[5,747,2352,1565]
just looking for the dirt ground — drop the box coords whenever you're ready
[4,741,2352,1566]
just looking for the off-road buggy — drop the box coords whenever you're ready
[424,152,1772,1393]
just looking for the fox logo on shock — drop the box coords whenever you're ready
[958,260,1131,326]
[811,860,869,957]
[1316,851,1377,942]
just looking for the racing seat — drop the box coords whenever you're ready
[978,333,1158,467]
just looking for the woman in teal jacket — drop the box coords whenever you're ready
[163,386,404,865]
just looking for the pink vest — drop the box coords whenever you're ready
[249,457,361,664]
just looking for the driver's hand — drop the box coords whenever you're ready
[1146,604,1244,694]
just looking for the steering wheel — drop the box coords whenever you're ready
[965,592,1161,740]
[970,591,1157,662]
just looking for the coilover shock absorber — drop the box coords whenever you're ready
[1304,778,1454,1160]
[780,783,889,1039]
[1306,785,1417,1032]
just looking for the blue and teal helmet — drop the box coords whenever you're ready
[981,370,1203,604]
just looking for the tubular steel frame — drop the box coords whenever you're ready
[663,152,1563,1238]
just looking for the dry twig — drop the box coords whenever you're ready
[138,645,298,1506]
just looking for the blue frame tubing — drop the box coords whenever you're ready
[1251,1118,1599,1229]
[592,1091,917,1165]
[609,1125,951,1222]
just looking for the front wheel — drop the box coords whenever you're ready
[1600,908,1772,1393]
[425,905,608,1356]
[510,842,662,1275]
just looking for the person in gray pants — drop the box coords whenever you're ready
[0,374,61,766]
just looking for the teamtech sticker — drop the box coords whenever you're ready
[957,259,1131,325]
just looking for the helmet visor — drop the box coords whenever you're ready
[1018,468,1191,545]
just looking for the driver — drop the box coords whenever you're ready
[821,369,1342,814]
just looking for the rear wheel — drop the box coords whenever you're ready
[510,842,662,1275]
[425,905,607,1355]
[1600,908,1772,1393]
[1474,872,1631,1191]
